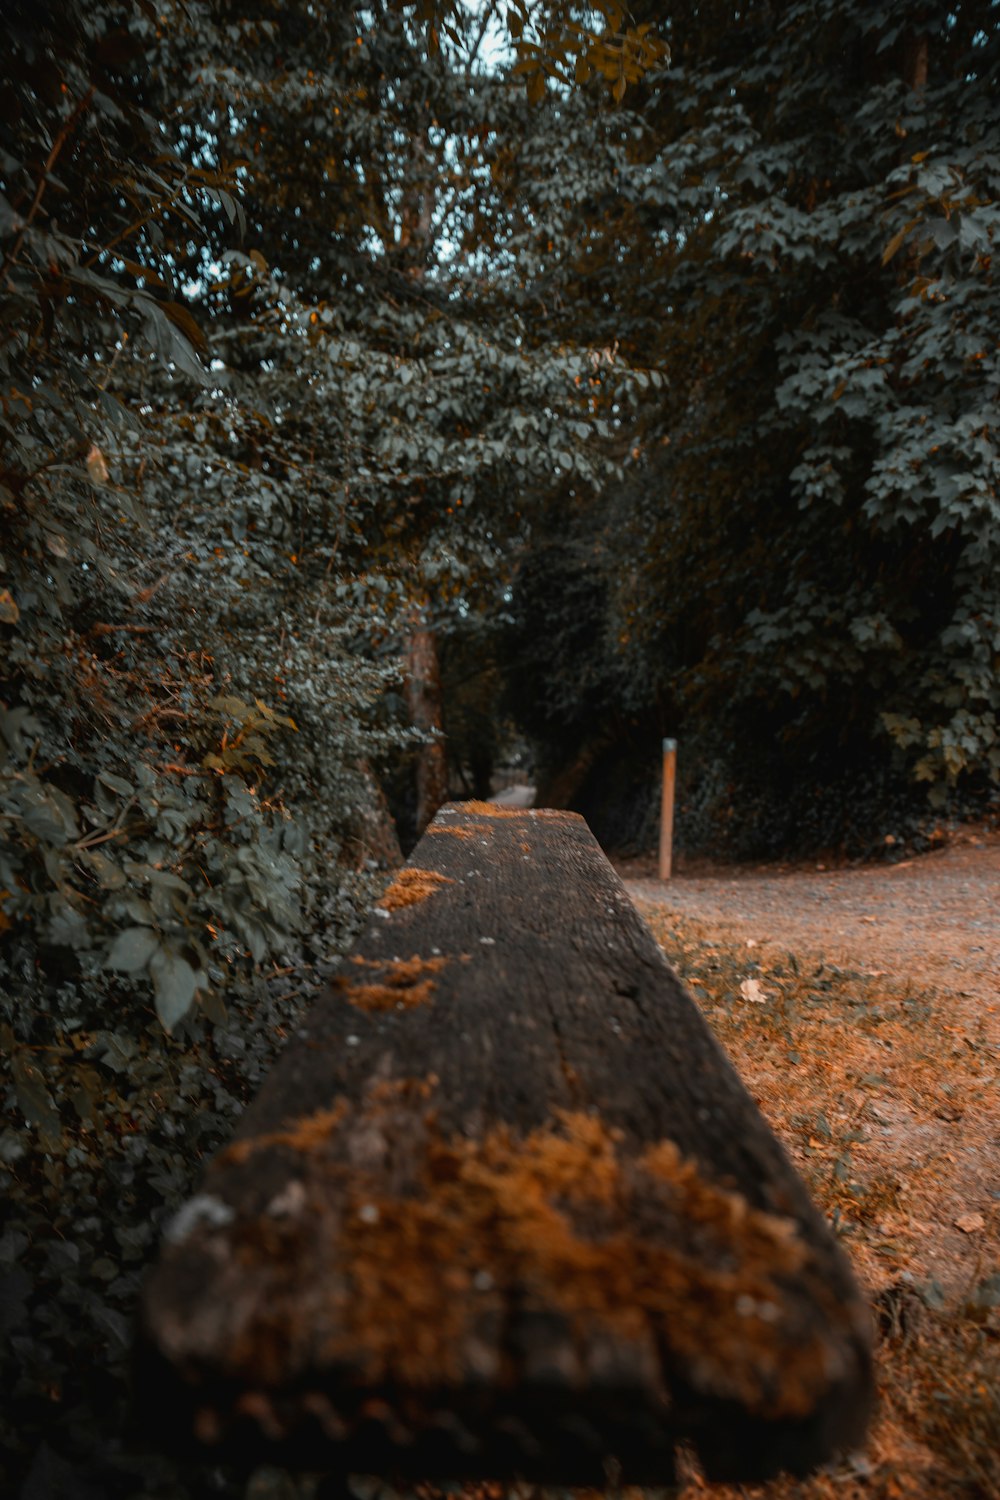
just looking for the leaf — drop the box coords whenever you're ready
[211,693,251,719]
[84,850,127,889]
[149,946,201,1031]
[106,925,159,973]
[93,1304,131,1349]
[738,977,768,1004]
[20,789,71,845]
[159,299,207,356]
[70,1065,103,1124]
[12,1054,61,1138]
[0,707,41,756]
[138,296,208,383]
[0,589,19,624]
[97,771,135,797]
[527,70,546,105]
[199,986,227,1026]
[253,698,298,730]
[86,444,110,484]
[881,223,913,266]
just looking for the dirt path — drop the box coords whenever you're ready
[620,828,1000,1012]
[617,831,1000,1288]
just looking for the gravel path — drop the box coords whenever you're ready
[621,833,1000,1022]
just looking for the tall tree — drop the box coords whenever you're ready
[158,0,645,835]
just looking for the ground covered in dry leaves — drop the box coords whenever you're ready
[618,830,999,1499]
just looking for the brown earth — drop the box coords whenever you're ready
[611,826,999,1499]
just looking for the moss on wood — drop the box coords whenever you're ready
[379,868,453,910]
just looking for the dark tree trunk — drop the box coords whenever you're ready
[536,731,616,811]
[902,31,929,91]
[352,760,403,868]
[406,619,449,834]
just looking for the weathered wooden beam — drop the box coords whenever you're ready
[137,804,872,1485]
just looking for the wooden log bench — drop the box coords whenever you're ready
[137,804,873,1487]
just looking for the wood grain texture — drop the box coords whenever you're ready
[138,805,873,1485]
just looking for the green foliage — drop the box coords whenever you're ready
[1,0,414,1037]
[507,0,1000,854]
[0,4,656,1492]
[0,864,380,1499]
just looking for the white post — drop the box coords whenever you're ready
[659,738,677,881]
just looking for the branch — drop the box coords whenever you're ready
[0,89,95,286]
[88,623,158,636]
[468,0,502,71]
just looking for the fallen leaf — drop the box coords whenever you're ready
[86,444,110,484]
[739,977,767,1004]
[955,1212,985,1234]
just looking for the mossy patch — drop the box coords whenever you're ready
[219,1100,350,1167]
[179,1102,858,1423]
[454,801,579,821]
[379,867,453,910]
[340,954,448,1011]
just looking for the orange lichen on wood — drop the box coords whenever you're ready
[344,979,437,1011]
[220,1100,349,1166]
[350,955,448,980]
[334,1111,841,1415]
[425,824,477,839]
[455,801,577,820]
[365,1074,439,1107]
[641,1138,807,1268]
[206,1105,853,1420]
[340,955,448,1012]
[379,867,453,910]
